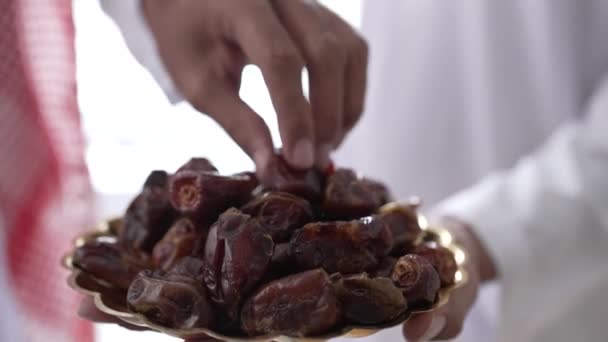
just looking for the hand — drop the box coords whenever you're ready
[403,218,497,341]
[143,0,368,174]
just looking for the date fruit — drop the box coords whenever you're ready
[371,257,397,278]
[119,170,178,254]
[290,216,393,274]
[164,256,205,283]
[241,192,314,242]
[73,241,148,290]
[169,170,257,222]
[127,265,215,329]
[413,243,457,286]
[269,243,292,275]
[176,157,218,173]
[203,208,274,319]
[378,203,422,255]
[333,273,406,324]
[262,154,323,200]
[241,269,341,336]
[152,218,203,271]
[323,169,389,219]
[391,254,440,307]
[144,170,171,188]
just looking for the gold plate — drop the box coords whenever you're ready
[63,205,467,342]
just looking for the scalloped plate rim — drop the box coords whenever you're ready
[63,210,468,341]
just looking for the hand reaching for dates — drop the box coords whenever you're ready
[143,0,368,173]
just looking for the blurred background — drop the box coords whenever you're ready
[73,0,362,340]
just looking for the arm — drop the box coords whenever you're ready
[98,0,182,103]
[408,73,608,341]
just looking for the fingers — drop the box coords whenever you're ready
[431,273,478,340]
[339,32,368,146]
[402,312,437,341]
[189,82,276,178]
[270,1,346,168]
[229,2,315,169]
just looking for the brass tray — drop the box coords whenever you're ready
[63,206,467,341]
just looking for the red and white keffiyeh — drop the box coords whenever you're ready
[0,0,93,340]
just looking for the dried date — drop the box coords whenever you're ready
[391,254,440,307]
[169,170,257,223]
[290,216,393,274]
[371,257,397,278]
[378,203,422,255]
[323,169,389,219]
[143,170,170,188]
[73,241,148,289]
[413,243,458,286]
[268,242,293,276]
[261,154,323,200]
[127,266,215,329]
[241,192,314,242]
[241,269,341,336]
[176,157,218,173]
[203,208,274,319]
[152,218,204,271]
[333,273,406,324]
[164,256,206,283]
[119,171,178,253]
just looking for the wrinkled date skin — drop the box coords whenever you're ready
[203,209,274,319]
[73,241,148,290]
[176,157,218,173]
[119,170,178,254]
[268,243,293,277]
[241,192,314,242]
[169,170,258,223]
[144,170,172,188]
[290,216,393,274]
[261,154,323,200]
[323,169,390,219]
[127,263,215,330]
[164,256,205,283]
[360,178,392,204]
[391,254,440,307]
[378,204,422,255]
[333,273,406,325]
[241,269,342,337]
[371,257,397,278]
[413,243,458,286]
[152,218,205,271]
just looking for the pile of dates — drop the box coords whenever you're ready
[73,155,457,337]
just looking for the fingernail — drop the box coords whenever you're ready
[316,143,333,169]
[290,139,314,169]
[419,316,446,341]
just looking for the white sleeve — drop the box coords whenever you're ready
[98,0,183,103]
[435,74,608,329]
